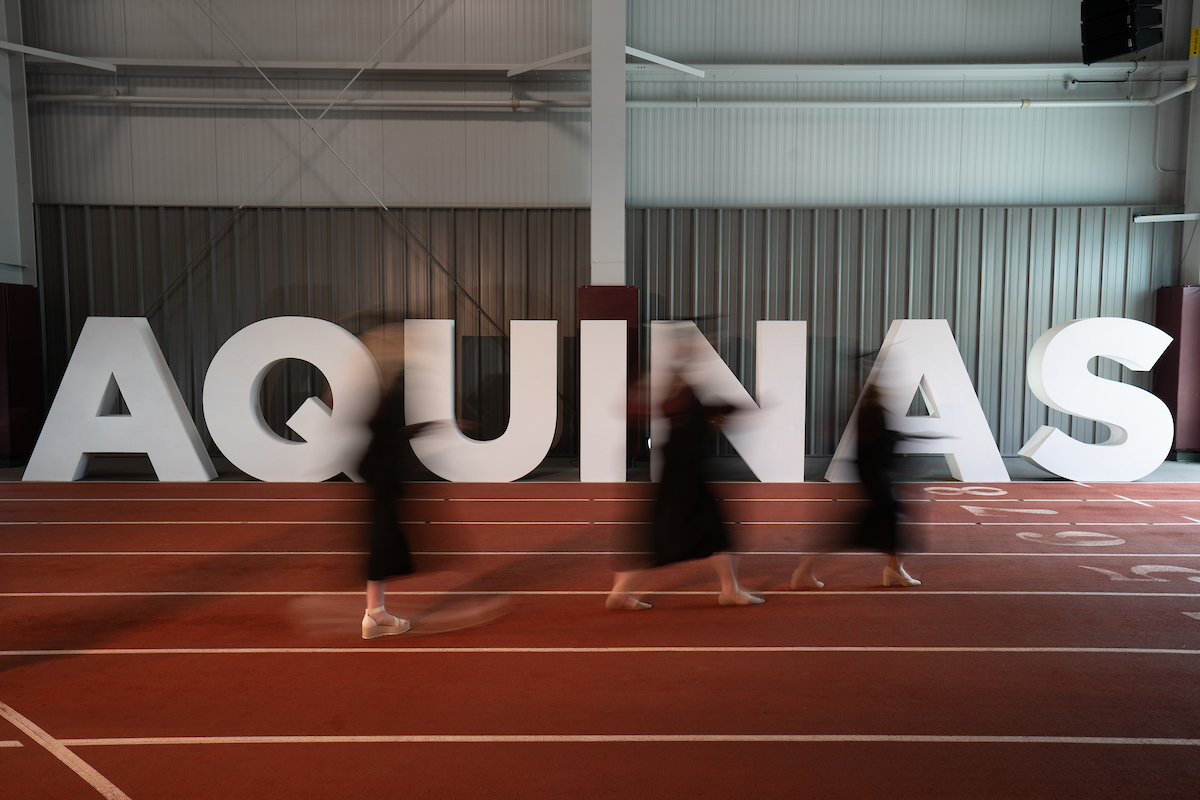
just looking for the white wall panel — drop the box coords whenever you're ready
[294,0,384,62]
[547,82,590,206]
[381,82,468,206]
[627,0,1118,66]
[627,106,715,206]
[463,0,587,64]
[121,0,212,59]
[873,83,965,206]
[29,103,134,205]
[128,107,218,206]
[21,0,127,57]
[627,0,717,63]
[298,103,385,206]
[879,0,967,63]
[214,109,302,206]
[20,0,1190,66]
[713,0,800,63]
[463,83,550,205]
[790,0,884,63]
[382,0,467,63]
[963,0,1076,63]
[208,0,299,62]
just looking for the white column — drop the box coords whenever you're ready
[1182,2,1200,285]
[0,0,36,286]
[590,0,626,286]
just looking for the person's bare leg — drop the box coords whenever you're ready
[607,570,651,610]
[790,554,823,589]
[712,553,764,605]
[882,554,920,587]
[363,579,409,636]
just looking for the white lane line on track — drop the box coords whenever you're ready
[7,551,1200,558]
[3,590,1200,598]
[3,521,1196,528]
[4,646,1199,656]
[0,741,23,747]
[9,496,1198,504]
[0,701,131,799]
[9,496,1199,506]
[1183,516,1200,524]
[51,734,1200,746]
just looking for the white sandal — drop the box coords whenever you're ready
[362,606,411,639]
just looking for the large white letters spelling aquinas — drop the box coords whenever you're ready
[202,316,382,482]
[403,319,559,482]
[826,319,1009,483]
[1019,317,1173,482]
[22,315,1177,483]
[24,317,215,481]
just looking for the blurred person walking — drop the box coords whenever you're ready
[791,382,921,590]
[355,323,444,639]
[608,358,764,610]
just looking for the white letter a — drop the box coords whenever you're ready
[24,317,215,481]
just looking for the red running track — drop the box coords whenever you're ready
[2,480,1200,799]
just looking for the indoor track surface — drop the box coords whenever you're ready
[2,480,1199,799]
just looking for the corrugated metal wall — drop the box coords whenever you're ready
[30,0,1164,66]
[35,203,1179,463]
[626,0,1189,63]
[626,206,1180,456]
[21,0,593,64]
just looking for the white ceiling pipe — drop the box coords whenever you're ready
[25,58,1190,85]
[27,94,590,111]
[30,76,1196,113]
[628,77,1197,110]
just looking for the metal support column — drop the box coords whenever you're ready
[590,0,625,286]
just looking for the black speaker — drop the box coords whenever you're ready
[1081,1,1163,64]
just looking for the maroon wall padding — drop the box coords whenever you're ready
[1153,286,1200,451]
[577,285,640,376]
[0,284,45,457]
[577,285,639,330]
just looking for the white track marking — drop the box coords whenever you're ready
[6,551,1200,558]
[4,590,1200,598]
[0,701,131,800]
[0,741,23,747]
[1015,532,1126,546]
[1183,613,1200,621]
[4,520,1197,527]
[1113,494,1154,508]
[2,646,1199,656]
[1082,565,1200,582]
[50,734,1200,747]
[1183,516,1200,524]
[960,505,1057,517]
[19,494,1200,503]
[924,486,1009,497]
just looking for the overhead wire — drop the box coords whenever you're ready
[146,0,510,337]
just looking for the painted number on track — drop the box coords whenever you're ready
[961,505,1057,517]
[1017,531,1126,546]
[1081,565,1200,582]
[925,486,1008,497]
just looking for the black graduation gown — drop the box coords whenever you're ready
[358,376,425,581]
[648,386,735,567]
[854,398,904,554]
